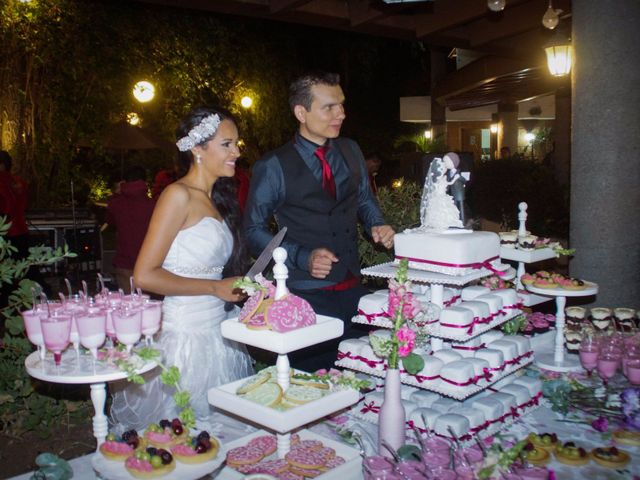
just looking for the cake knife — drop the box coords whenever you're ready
[245,226,288,280]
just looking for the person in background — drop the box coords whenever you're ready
[365,152,382,194]
[500,146,512,159]
[244,72,395,372]
[105,165,155,292]
[152,161,179,198]
[0,150,29,257]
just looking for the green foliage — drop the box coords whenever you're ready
[470,158,569,238]
[393,132,447,154]
[0,217,88,437]
[358,181,421,270]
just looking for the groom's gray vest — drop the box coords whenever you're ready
[275,138,361,287]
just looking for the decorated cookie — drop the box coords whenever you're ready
[284,384,326,405]
[239,290,265,323]
[265,294,316,332]
[590,446,630,468]
[236,371,271,395]
[285,447,328,470]
[226,445,265,467]
[247,434,278,456]
[241,381,283,408]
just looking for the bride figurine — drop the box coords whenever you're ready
[419,153,464,231]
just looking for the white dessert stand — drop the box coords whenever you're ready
[210,247,360,460]
[527,281,598,372]
[499,202,556,307]
[25,349,156,448]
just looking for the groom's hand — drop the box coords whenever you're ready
[308,248,338,279]
[372,225,395,249]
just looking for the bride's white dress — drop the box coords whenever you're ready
[109,217,254,431]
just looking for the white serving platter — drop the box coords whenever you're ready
[220,314,343,354]
[361,262,515,286]
[208,375,360,433]
[91,435,225,480]
[499,246,557,263]
[526,281,598,297]
[216,429,362,479]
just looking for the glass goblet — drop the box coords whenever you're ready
[579,338,599,377]
[626,359,640,385]
[41,314,72,366]
[141,300,162,344]
[622,346,640,377]
[21,309,46,360]
[112,307,142,354]
[76,306,107,359]
[596,353,619,390]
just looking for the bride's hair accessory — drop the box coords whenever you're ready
[176,114,221,152]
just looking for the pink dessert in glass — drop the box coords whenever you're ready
[626,360,640,385]
[76,306,107,358]
[41,315,72,365]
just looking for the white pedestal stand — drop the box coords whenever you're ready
[210,247,360,460]
[527,282,598,372]
[25,350,156,448]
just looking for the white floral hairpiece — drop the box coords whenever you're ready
[176,114,221,152]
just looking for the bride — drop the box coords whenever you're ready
[109,106,254,431]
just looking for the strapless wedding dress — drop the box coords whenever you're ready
[109,217,254,431]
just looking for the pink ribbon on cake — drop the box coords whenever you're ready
[503,302,524,310]
[440,320,476,335]
[360,401,381,414]
[443,295,461,307]
[476,367,493,383]
[405,420,427,433]
[440,375,478,387]
[471,421,491,433]
[337,351,384,369]
[451,343,486,352]
[395,255,504,276]
[412,373,440,383]
[357,309,390,323]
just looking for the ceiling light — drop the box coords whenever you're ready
[544,30,573,77]
[487,0,506,12]
[542,0,562,30]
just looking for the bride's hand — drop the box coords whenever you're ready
[214,277,247,302]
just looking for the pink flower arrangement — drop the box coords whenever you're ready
[369,259,424,375]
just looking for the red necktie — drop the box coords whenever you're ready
[315,145,336,199]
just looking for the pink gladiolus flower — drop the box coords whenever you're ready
[396,326,416,357]
[315,368,328,375]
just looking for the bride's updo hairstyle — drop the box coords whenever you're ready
[175,106,248,277]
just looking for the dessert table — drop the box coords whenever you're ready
[24,349,156,448]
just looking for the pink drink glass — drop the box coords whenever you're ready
[597,353,619,389]
[63,302,86,356]
[625,360,640,385]
[76,306,107,359]
[623,346,640,376]
[579,345,599,377]
[21,309,46,360]
[141,300,162,344]
[112,307,142,354]
[41,314,72,366]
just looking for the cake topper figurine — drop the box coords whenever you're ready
[419,152,464,231]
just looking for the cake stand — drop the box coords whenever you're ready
[25,349,156,448]
[209,247,360,460]
[499,202,556,307]
[527,281,598,372]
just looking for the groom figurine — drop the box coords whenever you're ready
[244,72,395,372]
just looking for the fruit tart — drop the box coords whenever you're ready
[125,448,175,478]
[526,432,558,453]
[171,430,220,464]
[590,446,630,468]
[557,277,587,291]
[612,429,640,446]
[532,277,558,289]
[143,418,188,448]
[554,442,590,466]
[521,441,551,466]
[99,429,142,460]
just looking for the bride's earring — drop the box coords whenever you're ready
[195,154,202,165]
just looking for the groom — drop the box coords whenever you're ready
[244,72,395,372]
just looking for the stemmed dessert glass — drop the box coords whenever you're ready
[579,336,599,377]
[141,300,162,344]
[76,305,107,360]
[21,308,46,360]
[596,351,620,391]
[41,313,72,366]
[112,306,142,354]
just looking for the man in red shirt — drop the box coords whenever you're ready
[106,165,155,291]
